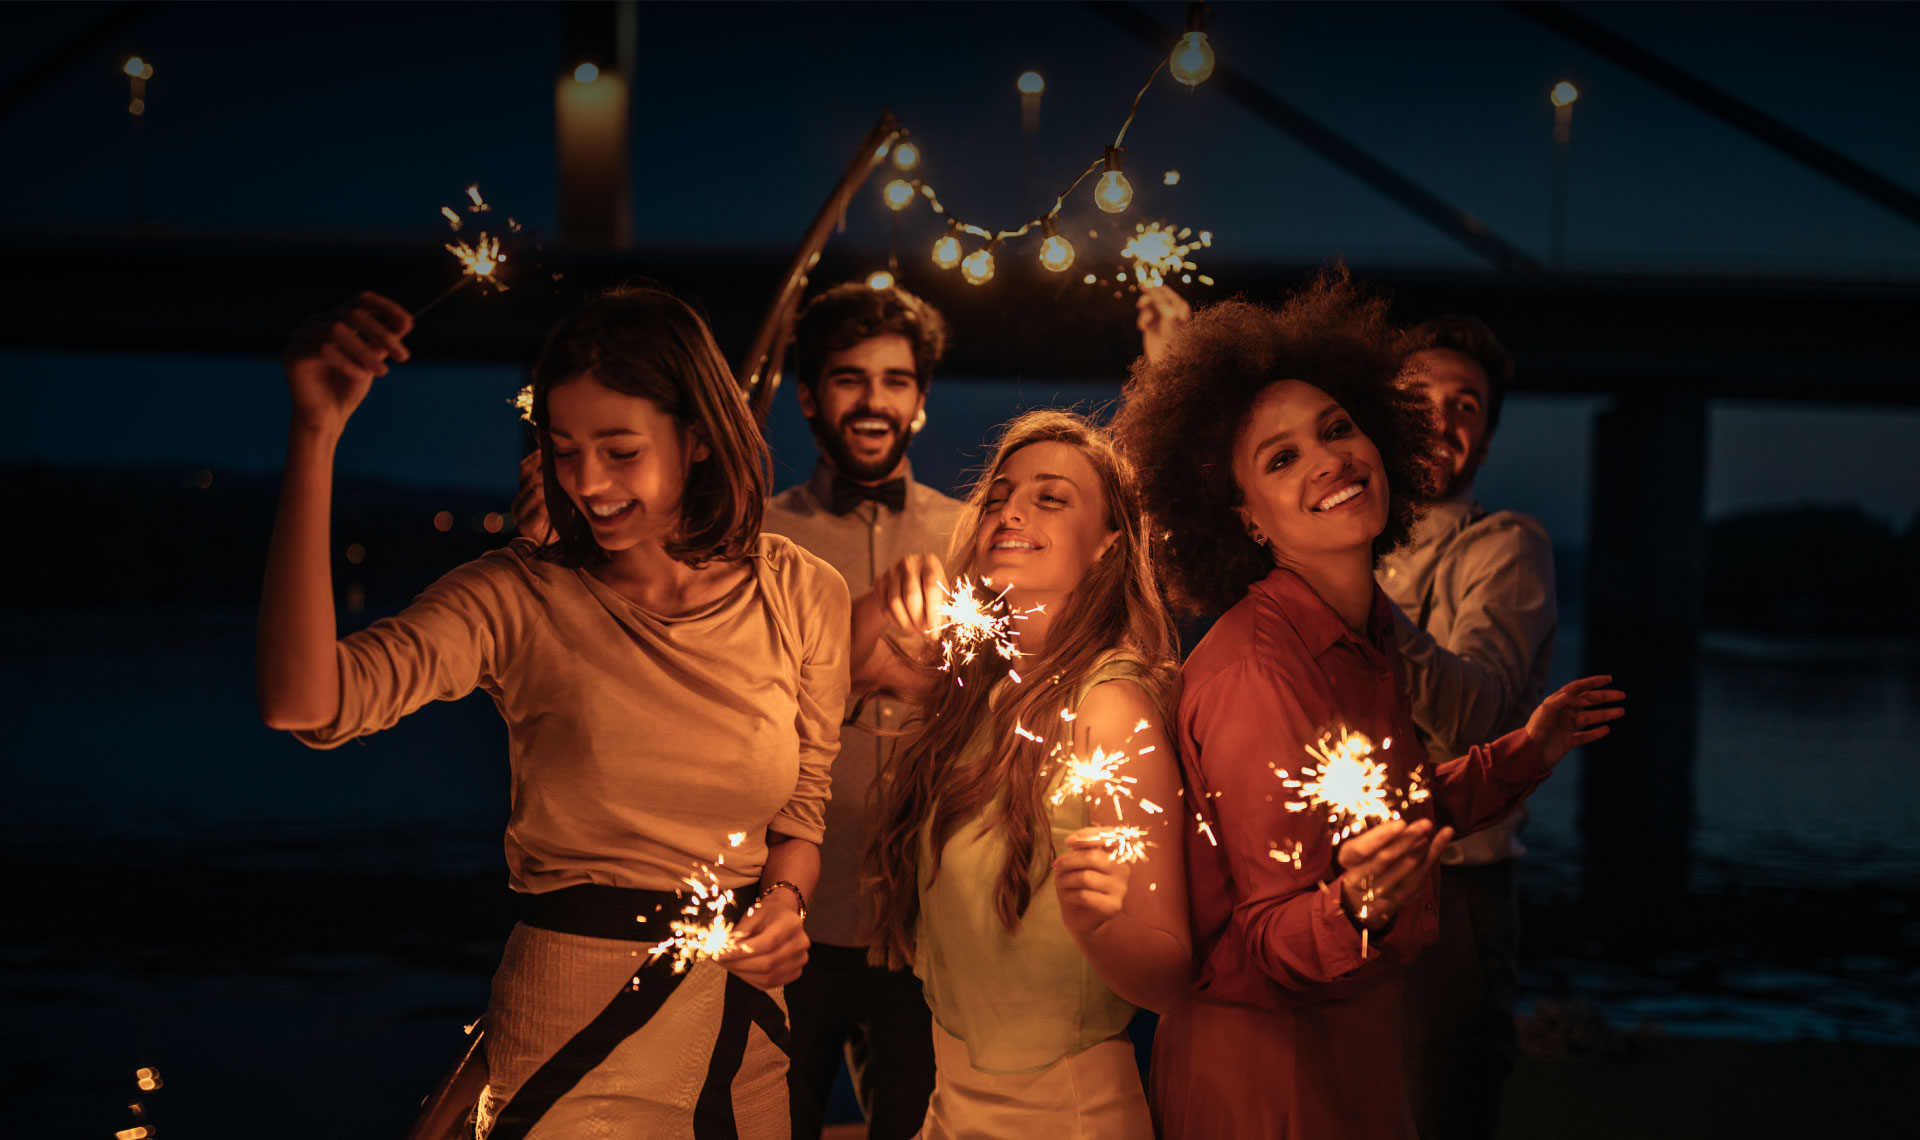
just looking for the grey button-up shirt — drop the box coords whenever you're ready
[765,461,966,946]
[1377,489,1557,864]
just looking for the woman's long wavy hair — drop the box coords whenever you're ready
[861,410,1179,970]
[527,285,768,568]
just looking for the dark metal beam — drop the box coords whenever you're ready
[1504,1,1920,229]
[1085,1,1545,276]
[1,232,1915,405]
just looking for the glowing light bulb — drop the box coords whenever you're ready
[961,248,996,285]
[1551,81,1579,107]
[883,179,917,211]
[1164,170,1181,185]
[1039,234,1075,272]
[932,233,963,269]
[892,141,920,170]
[1095,145,1133,214]
[1170,31,1216,86]
[123,57,147,78]
[866,270,895,290]
[1017,71,1046,95]
[574,62,599,83]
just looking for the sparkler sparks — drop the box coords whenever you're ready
[512,384,534,422]
[1278,727,1406,843]
[1119,221,1212,289]
[1051,746,1138,814]
[646,864,742,974]
[931,576,1039,682]
[1094,824,1154,864]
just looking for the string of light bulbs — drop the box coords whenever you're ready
[868,2,1218,289]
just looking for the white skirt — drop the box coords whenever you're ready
[915,1021,1153,1140]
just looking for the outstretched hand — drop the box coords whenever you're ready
[282,291,413,429]
[1525,675,1627,766]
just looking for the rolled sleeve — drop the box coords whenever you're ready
[1397,518,1556,755]
[769,552,851,844]
[1188,662,1389,992]
[292,558,505,750]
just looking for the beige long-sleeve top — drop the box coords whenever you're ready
[1377,489,1557,864]
[294,534,850,895]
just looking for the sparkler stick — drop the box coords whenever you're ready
[1275,726,1425,958]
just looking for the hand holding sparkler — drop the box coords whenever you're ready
[1334,817,1453,933]
[1053,826,1139,938]
[1524,675,1627,763]
[282,292,413,430]
[717,888,810,990]
[1136,284,1192,366]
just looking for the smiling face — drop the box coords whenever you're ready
[1231,379,1389,567]
[796,332,926,482]
[972,440,1118,604]
[1403,347,1491,495]
[545,373,709,554]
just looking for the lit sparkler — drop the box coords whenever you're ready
[1277,727,1405,843]
[512,384,535,423]
[1051,746,1139,815]
[1094,824,1154,864]
[646,863,742,974]
[1119,221,1214,289]
[417,184,513,318]
[931,576,1039,683]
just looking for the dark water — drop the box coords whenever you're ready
[3,606,1916,1136]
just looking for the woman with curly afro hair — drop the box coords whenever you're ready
[1110,269,1624,1139]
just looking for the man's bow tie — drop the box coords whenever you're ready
[829,473,907,515]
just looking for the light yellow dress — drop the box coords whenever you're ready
[911,658,1156,1140]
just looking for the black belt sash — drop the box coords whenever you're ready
[489,883,789,1140]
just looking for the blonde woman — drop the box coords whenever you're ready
[858,410,1190,1139]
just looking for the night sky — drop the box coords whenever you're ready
[3,1,1918,532]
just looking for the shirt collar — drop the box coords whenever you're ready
[1252,565,1397,657]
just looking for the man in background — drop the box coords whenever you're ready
[766,283,961,1140]
[1384,315,1557,1140]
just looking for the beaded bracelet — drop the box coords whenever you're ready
[763,879,809,919]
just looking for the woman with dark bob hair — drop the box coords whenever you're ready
[1110,269,1623,1139]
[257,287,847,1138]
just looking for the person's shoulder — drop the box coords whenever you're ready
[1457,507,1555,564]
[443,539,550,586]
[767,482,820,521]
[755,532,849,604]
[1182,587,1313,691]
[907,480,967,518]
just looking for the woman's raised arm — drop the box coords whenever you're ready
[256,292,412,730]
